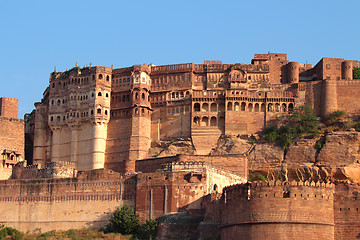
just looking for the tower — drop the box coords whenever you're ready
[47,65,112,170]
[287,62,299,83]
[127,65,152,173]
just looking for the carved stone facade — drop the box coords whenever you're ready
[28,52,360,173]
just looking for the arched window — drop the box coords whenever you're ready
[202,103,209,112]
[50,116,53,122]
[275,103,280,112]
[210,103,217,112]
[282,103,287,112]
[227,102,233,111]
[201,117,209,126]
[142,93,145,99]
[268,103,273,112]
[106,75,110,81]
[241,102,246,111]
[254,103,259,112]
[98,92,102,97]
[193,116,200,125]
[194,103,200,112]
[98,74,103,79]
[261,103,266,112]
[210,116,217,126]
[106,93,109,98]
[135,92,139,99]
[248,103,253,112]
[288,103,294,112]
[57,116,60,122]
[97,108,101,114]
[234,102,240,111]
[105,110,108,115]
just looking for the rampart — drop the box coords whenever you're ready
[0,169,136,232]
[11,161,77,179]
[221,181,335,240]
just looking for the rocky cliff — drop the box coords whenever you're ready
[210,131,360,183]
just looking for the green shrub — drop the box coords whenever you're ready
[353,66,360,79]
[135,219,158,240]
[248,173,268,182]
[264,105,320,149]
[289,105,319,137]
[0,225,24,240]
[106,206,158,239]
[105,205,140,235]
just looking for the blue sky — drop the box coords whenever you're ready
[1,0,360,117]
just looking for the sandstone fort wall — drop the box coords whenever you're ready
[0,169,136,232]
[221,181,335,240]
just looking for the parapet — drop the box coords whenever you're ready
[223,180,334,202]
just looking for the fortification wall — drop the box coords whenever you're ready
[334,184,360,240]
[336,80,360,114]
[221,181,335,240]
[0,169,136,232]
[136,154,247,176]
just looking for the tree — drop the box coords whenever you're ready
[105,205,140,235]
[289,105,319,137]
[353,67,360,79]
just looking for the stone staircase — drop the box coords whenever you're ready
[191,127,222,155]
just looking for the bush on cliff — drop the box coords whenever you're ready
[265,105,319,150]
[0,225,24,240]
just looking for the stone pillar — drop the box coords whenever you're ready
[70,124,80,164]
[51,127,62,162]
[91,122,107,169]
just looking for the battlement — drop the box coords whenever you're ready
[223,180,334,202]
[151,63,193,74]
[11,161,77,179]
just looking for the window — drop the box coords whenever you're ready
[106,93,109,98]
[326,64,331,69]
[98,74,103,79]
[142,93,145,99]
[106,75,110,81]
[97,109,101,114]
[98,92,102,97]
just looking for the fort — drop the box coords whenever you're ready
[1,52,360,239]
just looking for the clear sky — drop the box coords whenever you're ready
[1,0,360,117]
